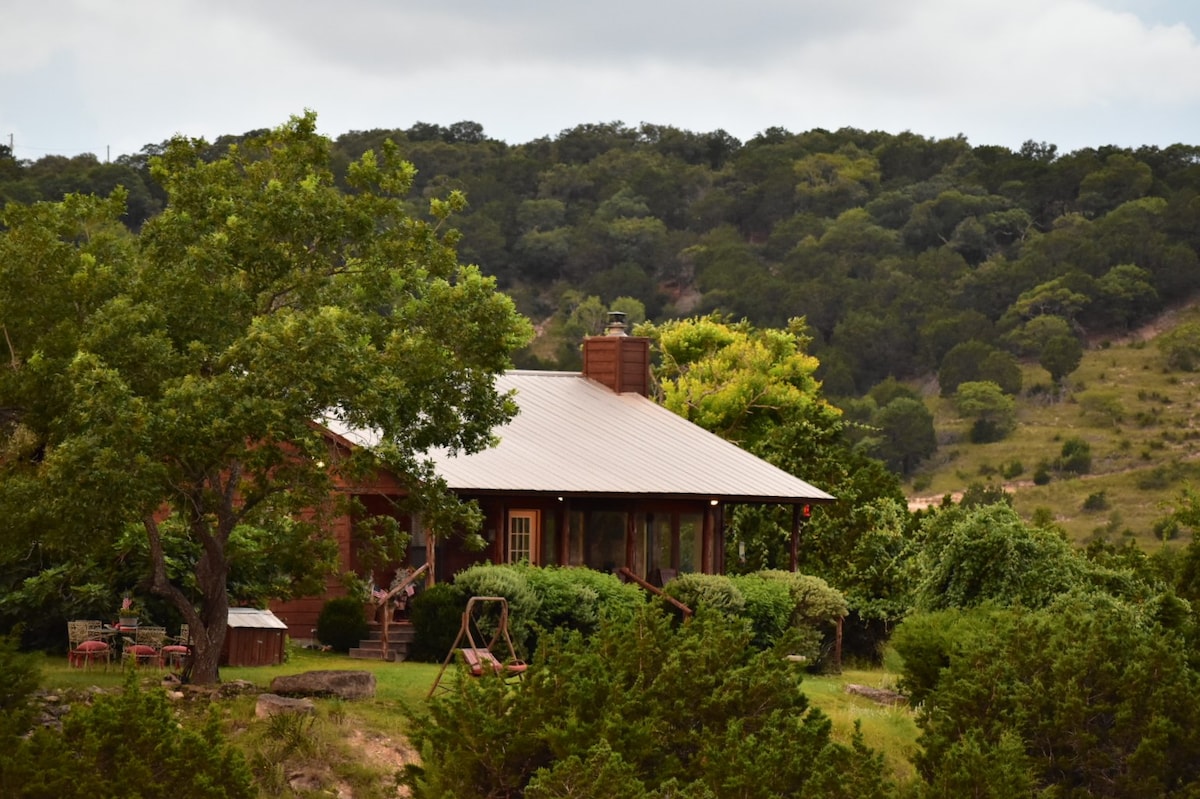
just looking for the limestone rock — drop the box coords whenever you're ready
[255,692,317,718]
[270,669,376,700]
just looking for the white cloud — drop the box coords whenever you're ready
[3,0,1199,159]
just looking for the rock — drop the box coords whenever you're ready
[844,683,908,706]
[255,693,317,718]
[270,670,376,700]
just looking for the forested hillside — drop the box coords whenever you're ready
[4,123,1198,400]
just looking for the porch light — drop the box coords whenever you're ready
[710,499,719,506]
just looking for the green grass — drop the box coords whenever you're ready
[40,645,922,790]
[908,305,1200,547]
[804,668,918,785]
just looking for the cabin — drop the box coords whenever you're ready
[270,317,834,638]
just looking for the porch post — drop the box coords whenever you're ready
[425,525,436,587]
[790,505,801,572]
[624,510,636,574]
[701,505,714,573]
[497,500,507,564]
[556,502,568,566]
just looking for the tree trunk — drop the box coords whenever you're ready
[144,510,232,686]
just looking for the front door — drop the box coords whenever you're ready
[507,510,540,564]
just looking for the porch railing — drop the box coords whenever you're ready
[374,562,430,658]
[617,567,693,620]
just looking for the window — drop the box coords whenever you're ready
[507,510,539,564]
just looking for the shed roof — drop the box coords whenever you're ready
[227,608,289,629]
[327,370,833,505]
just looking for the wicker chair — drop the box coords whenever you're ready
[67,620,111,670]
[161,624,191,670]
[122,625,166,668]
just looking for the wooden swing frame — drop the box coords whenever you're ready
[427,595,527,697]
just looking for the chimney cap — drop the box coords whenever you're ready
[605,311,628,336]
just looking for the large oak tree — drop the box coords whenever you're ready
[0,113,531,683]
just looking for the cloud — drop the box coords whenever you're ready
[2,0,1199,159]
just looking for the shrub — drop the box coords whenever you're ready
[758,570,849,627]
[315,595,371,653]
[1082,490,1109,512]
[729,574,792,648]
[661,572,745,620]
[408,582,467,663]
[1033,461,1051,485]
[523,566,644,638]
[0,634,39,739]
[406,606,892,799]
[0,673,253,798]
[453,563,541,656]
[1057,436,1092,474]
[900,594,1200,797]
[999,459,1024,479]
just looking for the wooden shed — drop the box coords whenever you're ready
[221,608,288,667]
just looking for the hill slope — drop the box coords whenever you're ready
[906,300,1200,546]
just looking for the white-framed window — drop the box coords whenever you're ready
[508,510,539,564]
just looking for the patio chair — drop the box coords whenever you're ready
[67,620,111,670]
[161,624,191,670]
[122,625,166,668]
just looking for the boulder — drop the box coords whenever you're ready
[255,693,317,718]
[269,669,376,700]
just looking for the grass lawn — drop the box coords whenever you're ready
[804,668,918,784]
[39,644,920,790]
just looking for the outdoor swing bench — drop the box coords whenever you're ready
[458,646,527,677]
[428,596,528,697]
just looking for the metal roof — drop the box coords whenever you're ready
[327,371,833,505]
[227,608,289,629]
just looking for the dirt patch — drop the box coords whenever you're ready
[339,728,421,798]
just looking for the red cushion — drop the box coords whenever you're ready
[75,640,109,652]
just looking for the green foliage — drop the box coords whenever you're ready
[521,565,645,637]
[939,342,1020,397]
[452,563,542,657]
[727,573,792,649]
[0,673,253,798]
[899,594,1200,798]
[0,113,531,683]
[6,123,1200,402]
[408,582,468,663]
[1057,436,1092,474]
[1082,490,1109,511]
[406,607,892,799]
[913,503,1087,611]
[316,595,371,653]
[1158,322,1200,371]
[955,382,1017,444]
[450,564,647,658]
[999,459,1024,479]
[872,397,938,475]
[1039,333,1084,385]
[0,635,39,739]
[661,573,746,620]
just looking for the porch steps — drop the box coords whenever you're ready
[348,621,416,662]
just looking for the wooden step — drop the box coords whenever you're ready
[348,622,415,661]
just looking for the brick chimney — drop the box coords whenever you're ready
[582,312,650,396]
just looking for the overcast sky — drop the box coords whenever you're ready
[5,0,1200,162]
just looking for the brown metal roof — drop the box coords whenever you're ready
[328,371,833,505]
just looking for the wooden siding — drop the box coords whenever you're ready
[221,627,286,667]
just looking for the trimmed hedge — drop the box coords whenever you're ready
[315,595,371,653]
[660,572,746,625]
[408,582,467,663]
